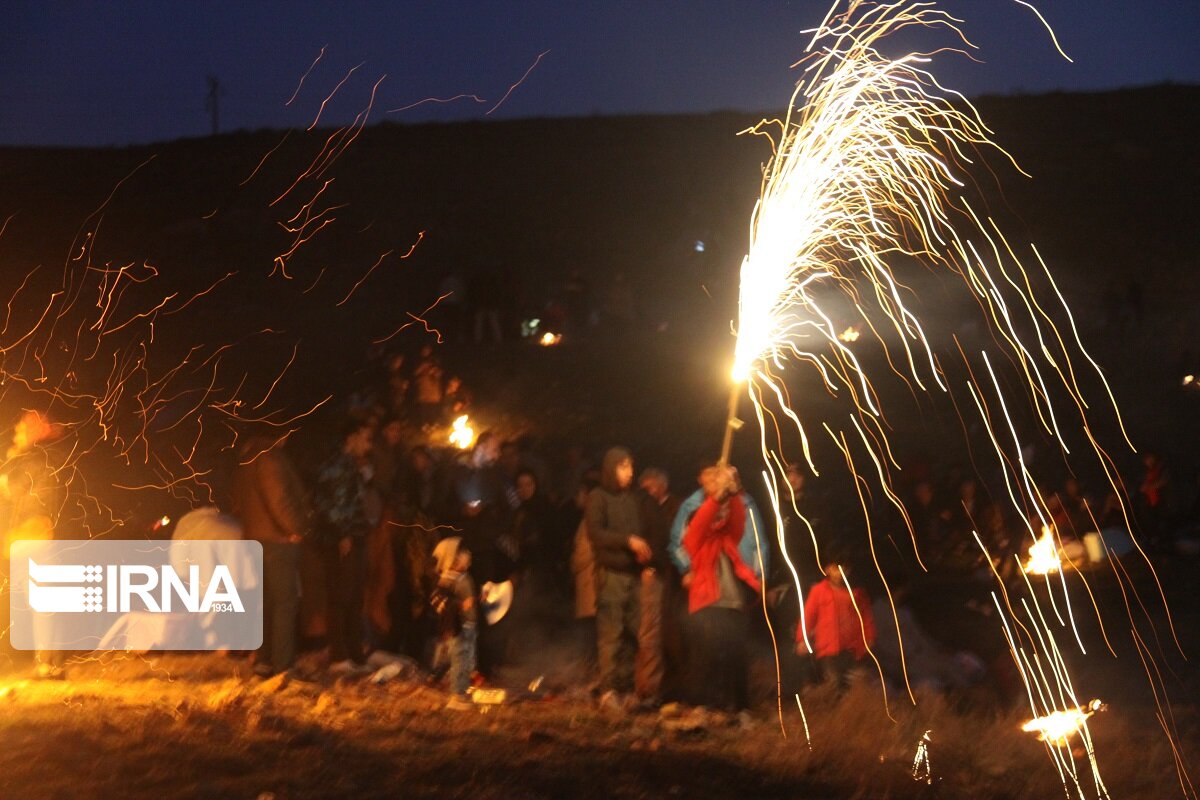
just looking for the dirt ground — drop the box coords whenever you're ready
[0,645,1193,800]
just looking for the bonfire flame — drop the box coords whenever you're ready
[8,411,62,458]
[448,414,475,450]
[1023,700,1104,744]
[1024,526,1062,575]
[539,332,562,347]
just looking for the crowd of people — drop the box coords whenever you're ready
[181,339,1195,715]
[188,351,794,711]
[9,339,1194,714]
[222,405,783,712]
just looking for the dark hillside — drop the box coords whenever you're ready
[0,85,1196,506]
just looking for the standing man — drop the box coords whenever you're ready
[313,420,376,674]
[637,467,682,706]
[586,446,650,709]
[232,435,311,677]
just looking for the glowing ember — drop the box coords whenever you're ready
[448,414,475,450]
[1024,526,1062,575]
[911,730,932,784]
[1023,700,1103,744]
[539,332,562,346]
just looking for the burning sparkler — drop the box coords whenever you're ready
[722,2,1183,795]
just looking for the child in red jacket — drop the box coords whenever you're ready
[797,557,875,689]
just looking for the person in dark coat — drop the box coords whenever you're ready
[636,467,682,705]
[231,435,312,676]
[454,432,512,675]
[512,468,562,599]
[586,446,650,708]
[312,420,376,673]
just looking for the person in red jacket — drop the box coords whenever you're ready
[797,556,875,690]
[683,465,761,710]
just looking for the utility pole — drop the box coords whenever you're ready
[205,75,220,136]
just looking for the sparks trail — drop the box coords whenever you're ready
[486,49,550,115]
[308,61,363,131]
[0,152,343,564]
[336,250,395,307]
[286,44,328,106]
[724,2,1187,795]
[267,72,386,279]
[373,292,452,345]
[388,93,487,114]
[335,231,425,308]
[239,130,293,187]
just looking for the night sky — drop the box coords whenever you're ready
[3,0,1199,147]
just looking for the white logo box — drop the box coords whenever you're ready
[10,539,263,651]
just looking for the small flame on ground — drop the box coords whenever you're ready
[448,414,475,449]
[539,332,562,346]
[838,325,861,343]
[1024,526,1062,575]
[1022,700,1104,744]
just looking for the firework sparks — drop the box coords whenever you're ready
[724,1,1184,795]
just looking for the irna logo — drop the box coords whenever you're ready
[10,539,263,651]
[27,559,245,614]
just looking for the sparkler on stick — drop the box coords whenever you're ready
[718,381,744,466]
[723,2,1187,796]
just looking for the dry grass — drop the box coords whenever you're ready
[0,653,1193,800]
